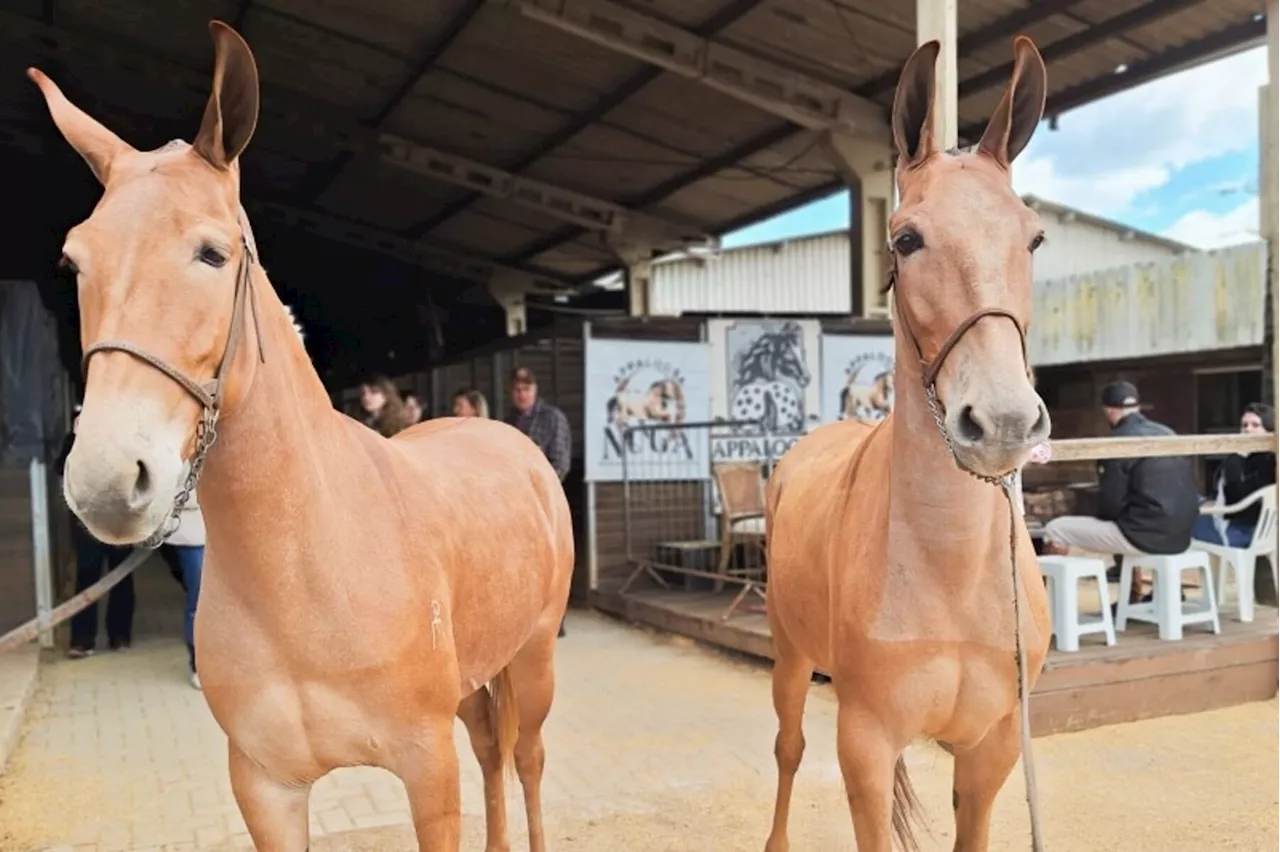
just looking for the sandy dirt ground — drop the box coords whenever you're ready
[0,610,1276,852]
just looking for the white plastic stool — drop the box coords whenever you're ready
[1036,556,1117,652]
[1116,551,1220,641]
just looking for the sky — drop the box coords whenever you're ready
[723,44,1269,252]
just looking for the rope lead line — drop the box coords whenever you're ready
[1002,477,1045,852]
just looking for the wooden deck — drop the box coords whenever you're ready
[591,586,1279,737]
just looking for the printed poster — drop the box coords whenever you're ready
[820,333,896,424]
[707,318,821,463]
[583,338,712,482]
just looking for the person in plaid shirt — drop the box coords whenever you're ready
[504,367,571,482]
[504,366,572,637]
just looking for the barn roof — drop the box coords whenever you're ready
[0,0,1265,379]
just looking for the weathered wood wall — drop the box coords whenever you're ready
[1030,243,1266,367]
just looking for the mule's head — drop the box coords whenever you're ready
[32,21,261,544]
[888,36,1052,479]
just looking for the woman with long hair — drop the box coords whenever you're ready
[1193,402,1277,547]
[451,388,490,419]
[358,376,410,438]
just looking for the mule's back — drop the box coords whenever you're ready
[343,413,574,684]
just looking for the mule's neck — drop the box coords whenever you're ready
[887,334,1011,570]
[195,270,344,541]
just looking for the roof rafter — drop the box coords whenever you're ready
[501,0,1225,269]
[510,0,891,142]
[294,0,487,205]
[0,9,702,245]
[401,0,770,240]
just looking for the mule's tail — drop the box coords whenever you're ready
[486,666,520,781]
[892,756,926,852]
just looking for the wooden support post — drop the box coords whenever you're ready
[916,0,959,151]
[821,133,895,317]
[1264,0,1279,606]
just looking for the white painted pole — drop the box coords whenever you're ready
[916,0,959,151]
[28,458,53,649]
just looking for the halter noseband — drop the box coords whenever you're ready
[887,251,1031,486]
[80,217,266,548]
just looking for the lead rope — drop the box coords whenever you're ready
[891,258,1044,849]
[924,384,1045,852]
[1001,475,1046,852]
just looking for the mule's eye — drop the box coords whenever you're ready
[197,245,228,268]
[892,229,924,256]
[1029,232,1046,252]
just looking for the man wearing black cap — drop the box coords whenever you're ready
[1043,380,1198,602]
[505,366,572,636]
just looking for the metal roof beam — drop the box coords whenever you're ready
[245,202,582,296]
[0,11,706,241]
[957,0,1204,100]
[509,0,890,143]
[0,105,582,296]
[959,16,1269,137]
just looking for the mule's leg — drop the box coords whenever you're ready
[764,632,814,852]
[457,690,511,852]
[507,624,559,852]
[227,743,312,851]
[951,710,1022,852]
[397,716,464,852]
[835,704,901,852]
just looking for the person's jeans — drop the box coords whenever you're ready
[163,545,205,673]
[69,524,135,650]
[1191,514,1255,548]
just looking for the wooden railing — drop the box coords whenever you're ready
[1049,432,1276,462]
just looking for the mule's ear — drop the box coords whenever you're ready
[27,68,132,184]
[891,40,941,168]
[193,20,260,170]
[976,36,1047,169]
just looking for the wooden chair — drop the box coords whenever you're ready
[711,461,768,620]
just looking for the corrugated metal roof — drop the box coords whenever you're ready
[3,0,1264,376]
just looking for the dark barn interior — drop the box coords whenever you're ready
[0,0,1264,390]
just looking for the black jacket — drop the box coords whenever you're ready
[1095,413,1198,554]
[1216,451,1277,527]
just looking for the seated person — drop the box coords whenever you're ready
[1192,402,1276,548]
[1042,381,1198,602]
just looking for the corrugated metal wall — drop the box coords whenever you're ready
[646,220,1190,319]
[650,232,852,316]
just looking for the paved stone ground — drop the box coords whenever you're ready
[1,608,1277,852]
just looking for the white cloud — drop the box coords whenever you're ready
[1011,46,1268,219]
[1162,196,1262,250]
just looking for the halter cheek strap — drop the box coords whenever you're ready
[78,216,267,548]
[886,250,1032,485]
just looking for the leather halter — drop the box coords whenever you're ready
[79,214,266,547]
[886,250,1031,485]
[887,250,1047,852]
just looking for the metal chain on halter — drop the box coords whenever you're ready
[923,376,1045,852]
[87,223,261,553]
[139,407,220,550]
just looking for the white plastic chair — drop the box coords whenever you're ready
[1190,484,1278,623]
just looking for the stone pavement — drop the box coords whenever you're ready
[0,609,838,851]
[1,609,1277,852]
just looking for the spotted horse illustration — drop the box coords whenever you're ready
[729,322,811,433]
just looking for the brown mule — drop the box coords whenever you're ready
[31,20,573,852]
[763,37,1054,852]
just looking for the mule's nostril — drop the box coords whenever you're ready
[957,406,985,444]
[1027,405,1049,440]
[129,459,153,508]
